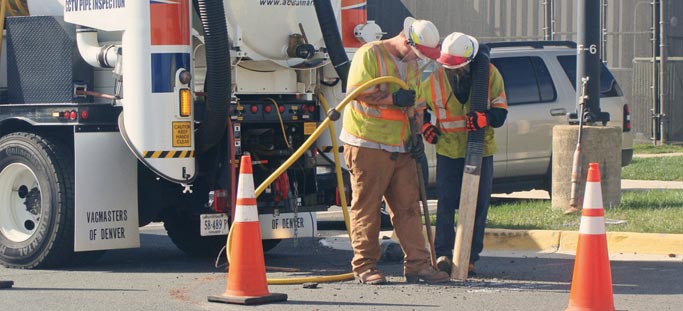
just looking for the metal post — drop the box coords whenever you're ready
[652,0,659,144]
[601,0,608,63]
[544,0,554,41]
[659,0,667,144]
[577,0,605,123]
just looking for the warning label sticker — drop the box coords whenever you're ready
[304,122,317,135]
[172,122,192,147]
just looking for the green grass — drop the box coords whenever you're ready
[633,143,683,154]
[433,190,683,234]
[622,156,683,181]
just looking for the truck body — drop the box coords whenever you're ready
[0,0,379,268]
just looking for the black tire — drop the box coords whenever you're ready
[162,210,226,257]
[0,132,104,268]
[163,210,282,256]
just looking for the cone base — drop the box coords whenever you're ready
[565,304,615,311]
[208,292,287,305]
[0,281,13,289]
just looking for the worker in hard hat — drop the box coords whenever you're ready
[421,32,508,276]
[340,17,449,285]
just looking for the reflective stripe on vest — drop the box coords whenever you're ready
[345,44,412,146]
[428,70,468,133]
[488,64,508,109]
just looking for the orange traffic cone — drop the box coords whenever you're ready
[565,162,615,311]
[208,155,287,305]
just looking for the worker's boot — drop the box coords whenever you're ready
[436,256,452,275]
[405,266,450,283]
[354,267,387,285]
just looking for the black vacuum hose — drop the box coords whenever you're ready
[313,0,350,91]
[464,44,491,174]
[195,0,231,154]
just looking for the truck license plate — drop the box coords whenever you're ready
[259,212,317,240]
[200,213,230,236]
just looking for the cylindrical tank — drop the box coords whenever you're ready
[27,0,64,16]
[223,1,324,63]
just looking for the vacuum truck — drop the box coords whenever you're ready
[0,0,382,268]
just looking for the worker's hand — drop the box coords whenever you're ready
[466,111,489,131]
[421,122,440,144]
[392,89,416,107]
[410,135,425,161]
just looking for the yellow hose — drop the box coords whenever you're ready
[317,94,351,237]
[227,76,409,285]
[1,0,30,59]
[0,1,7,60]
[10,0,28,16]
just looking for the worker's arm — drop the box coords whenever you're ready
[487,65,508,128]
[355,89,393,106]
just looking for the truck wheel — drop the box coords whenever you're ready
[162,210,226,257]
[163,210,282,256]
[0,132,78,268]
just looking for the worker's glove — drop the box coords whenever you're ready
[410,135,425,161]
[392,89,416,107]
[466,111,489,132]
[421,122,441,144]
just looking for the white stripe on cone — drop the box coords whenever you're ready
[579,180,606,235]
[234,172,259,223]
[579,217,606,235]
[583,181,603,211]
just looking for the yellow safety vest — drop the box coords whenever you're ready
[343,42,424,147]
[423,64,508,159]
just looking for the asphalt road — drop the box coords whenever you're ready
[1,223,681,311]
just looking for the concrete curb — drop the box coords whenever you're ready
[398,227,683,256]
[484,228,683,256]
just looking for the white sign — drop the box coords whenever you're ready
[259,212,317,240]
[200,213,230,236]
[74,132,140,251]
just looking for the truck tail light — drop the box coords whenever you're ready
[623,104,631,132]
[179,88,192,117]
[210,189,229,213]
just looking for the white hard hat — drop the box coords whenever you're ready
[402,17,441,60]
[437,32,479,69]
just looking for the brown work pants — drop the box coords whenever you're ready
[343,144,431,275]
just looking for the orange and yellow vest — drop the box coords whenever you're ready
[342,42,425,147]
[422,64,508,159]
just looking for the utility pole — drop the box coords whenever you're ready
[576,0,608,124]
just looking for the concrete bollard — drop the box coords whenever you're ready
[552,125,621,212]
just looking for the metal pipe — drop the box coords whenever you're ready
[543,0,554,41]
[601,0,608,63]
[76,27,119,68]
[652,0,658,145]
[659,0,667,144]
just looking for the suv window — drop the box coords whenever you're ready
[557,55,623,97]
[491,56,557,105]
